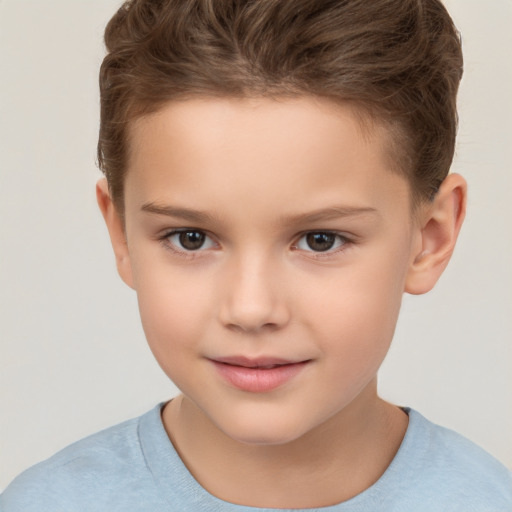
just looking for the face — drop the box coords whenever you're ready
[119,97,421,445]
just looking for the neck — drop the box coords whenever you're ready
[162,383,408,509]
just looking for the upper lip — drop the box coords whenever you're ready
[210,356,308,368]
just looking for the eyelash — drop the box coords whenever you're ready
[159,229,216,260]
[159,229,353,260]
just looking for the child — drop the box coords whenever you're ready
[2,0,511,509]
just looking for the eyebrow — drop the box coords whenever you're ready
[140,202,379,225]
[278,206,379,224]
[141,203,217,223]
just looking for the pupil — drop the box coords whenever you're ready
[306,232,335,252]
[179,231,205,250]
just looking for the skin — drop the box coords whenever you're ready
[97,96,466,508]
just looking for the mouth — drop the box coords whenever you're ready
[209,356,311,393]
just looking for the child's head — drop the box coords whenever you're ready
[98,0,463,213]
[96,0,466,446]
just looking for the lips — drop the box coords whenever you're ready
[209,356,310,393]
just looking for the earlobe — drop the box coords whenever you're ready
[96,179,135,289]
[405,173,467,295]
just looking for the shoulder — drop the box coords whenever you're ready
[398,408,512,510]
[0,406,165,512]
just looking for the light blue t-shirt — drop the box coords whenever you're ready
[1,404,511,511]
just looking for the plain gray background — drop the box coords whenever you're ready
[1,0,511,490]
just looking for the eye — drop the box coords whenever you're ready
[294,232,348,253]
[165,230,216,252]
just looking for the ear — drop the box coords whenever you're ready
[96,178,135,289]
[405,173,467,295]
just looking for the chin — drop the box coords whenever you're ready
[215,411,311,447]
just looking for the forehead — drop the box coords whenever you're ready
[124,96,412,222]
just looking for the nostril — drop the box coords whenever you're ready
[226,321,280,334]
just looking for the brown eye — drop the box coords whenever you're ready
[295,232,348,253]
[163,229,216,257]
[306,232,336,252]
[178,231,206,250]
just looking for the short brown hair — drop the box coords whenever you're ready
[98,0,463,211]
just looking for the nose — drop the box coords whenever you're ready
[218,252,290,333]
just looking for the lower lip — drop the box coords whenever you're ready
[211,360,309,393]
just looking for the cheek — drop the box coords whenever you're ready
[302,254,406,369]
[132,260,213,372]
